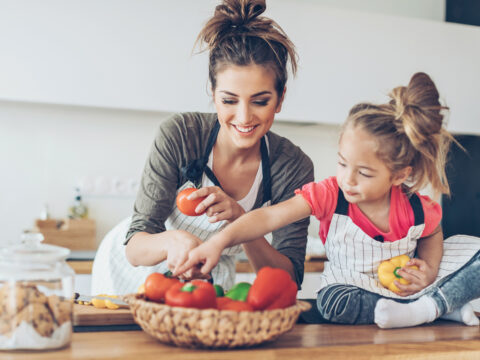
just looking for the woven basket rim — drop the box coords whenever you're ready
[123,293,311,313]
[123,293,311,349]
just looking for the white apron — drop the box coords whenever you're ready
[319,189,480,299]
[92,121,271,295]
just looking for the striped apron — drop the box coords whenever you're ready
[319,189,480,299]
[91,120,272,295]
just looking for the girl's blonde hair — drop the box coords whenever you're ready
[195,0,298,97]
[344,72,456,197]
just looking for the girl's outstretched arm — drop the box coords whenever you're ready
[173,194,312,276]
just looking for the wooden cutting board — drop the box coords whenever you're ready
[73,304,136,326]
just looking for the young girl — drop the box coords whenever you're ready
[175,72,480,328]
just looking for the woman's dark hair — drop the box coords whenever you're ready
[195,0,297,97]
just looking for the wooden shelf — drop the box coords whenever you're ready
[35,218,97,251]
[68,260,94,274]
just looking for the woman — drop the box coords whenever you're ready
[91,0,313,294]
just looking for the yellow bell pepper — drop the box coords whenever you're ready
[378,255,418,293]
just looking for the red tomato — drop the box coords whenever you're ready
[144,273,180,303]
[176,188,206,216]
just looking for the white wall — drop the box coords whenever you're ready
[1,0,478,247]
[1,0,479,132]
[304,0,445,21]
[0,99,340,246]
[0,101,168,245]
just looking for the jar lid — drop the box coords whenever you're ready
[0,232,70,263]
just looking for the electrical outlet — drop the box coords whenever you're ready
[77,176,139,197]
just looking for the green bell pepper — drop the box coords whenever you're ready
[225,282,251,302]
[213,284,225,297]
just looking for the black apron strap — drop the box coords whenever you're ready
[260,136,272,204]
[408,192,425,226]
[334,188,349,216]
[181,120,220,185]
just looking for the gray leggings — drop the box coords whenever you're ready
[316,250,480,325]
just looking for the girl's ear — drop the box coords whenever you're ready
[275,87,286,113]
[392,166,412,186]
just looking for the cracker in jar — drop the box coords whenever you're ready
[0,317,13,336]
[14,303,55,337]
[2,283,48,316]
[47,295,72,325]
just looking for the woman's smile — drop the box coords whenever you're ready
[232,124,258,135]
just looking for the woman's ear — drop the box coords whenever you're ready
[276,87,286,113]
[392,166,412,186]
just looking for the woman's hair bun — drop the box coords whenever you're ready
[215,0,266,27]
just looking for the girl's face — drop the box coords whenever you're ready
[336,124,409,209]
[213,64,284,150]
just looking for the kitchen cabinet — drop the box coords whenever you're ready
[1,1,479,133]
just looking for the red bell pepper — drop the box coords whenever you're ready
[217,297,254,312]
[247,267,298,310]
[165,280,217,309]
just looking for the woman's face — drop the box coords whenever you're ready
[213,64,284,150]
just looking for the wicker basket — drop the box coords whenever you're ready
[123,293,311,349]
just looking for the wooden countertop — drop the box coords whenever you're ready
[67,257,326,275]
[4,320,480,359]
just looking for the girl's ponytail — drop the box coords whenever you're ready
[389,72,454,196]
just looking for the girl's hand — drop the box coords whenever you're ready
[188,186,245,223]
[394,258,438,297]
[165,230,210,281]
[173,236,225,277]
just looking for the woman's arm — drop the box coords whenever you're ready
[242,140,315,284]
[125,114,213,271]
[174,195,312,275]
[125,231,199,266]
[242,239,295,279]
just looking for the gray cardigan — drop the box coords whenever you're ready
[126,112,314,286]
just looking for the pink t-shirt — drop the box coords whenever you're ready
[295,177,442,244]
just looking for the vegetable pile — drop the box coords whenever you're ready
[142,266,298,311]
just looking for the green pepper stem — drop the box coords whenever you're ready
[181,284,197,292]
[393,267,403,279]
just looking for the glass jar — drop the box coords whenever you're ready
[0,233,75,351]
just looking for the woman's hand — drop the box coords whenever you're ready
[173,235,226,277]
[188,186,245,223]
[165,230,210,281]
[394,258,438,297]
